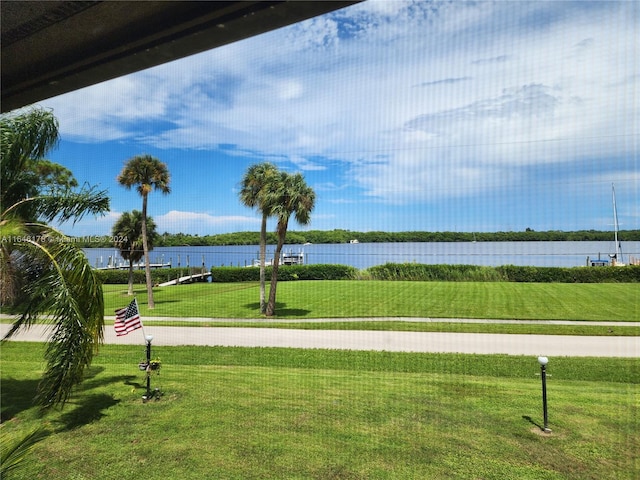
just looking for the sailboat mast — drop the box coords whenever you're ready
[612,184,621,261]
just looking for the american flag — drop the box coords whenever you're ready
[114,299,143,336]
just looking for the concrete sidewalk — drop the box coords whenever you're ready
[2,324,638,357]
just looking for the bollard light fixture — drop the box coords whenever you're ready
[537,356,551,433]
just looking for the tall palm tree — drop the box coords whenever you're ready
[265,171,315,316]
[117,155,170,309]
[112,210,156,296]
[1,108,109,407]
[239,162,279,314]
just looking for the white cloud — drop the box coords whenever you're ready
[43,1,639,208]
[56,210,122,237]
[155,211,259,234]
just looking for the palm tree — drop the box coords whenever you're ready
[117,155,170,309]
[265,171,315,316]
[112,210,156,296]
[1,108,109,407]
[239,162,279,314]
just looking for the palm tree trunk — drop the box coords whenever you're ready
[141,193,154,309]
[127,259,134,296]
[265,223,286,316]
[259,213,267,314]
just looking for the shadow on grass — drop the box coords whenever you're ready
[0,378,40,422]
[56,393,120,431]
[135,299,181,307]
[2,367,137,433]
[78,367,137,392]
[522,415,544,431]
[124,377,145,389]
[244,302,311,317]
[56,372,140,431]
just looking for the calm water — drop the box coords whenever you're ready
[83,241,640,270]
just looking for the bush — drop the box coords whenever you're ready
[97,263,640,284]
[496,265,640,283]
[95,269,146,284]
[95,267,208,284]
[210,264,358,283]
[209,266,257,283]
[367,263,640,283]
[367,263,506,282]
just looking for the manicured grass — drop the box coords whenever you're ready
[2,343,638,479]
[102,281,640,322]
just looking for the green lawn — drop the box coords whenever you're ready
[103,281,640,322]
[2,343,638,480]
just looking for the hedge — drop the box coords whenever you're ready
[95,263,640,284]
[210,264,358,283]
[495,264,640,283]
[367,263,640,283]
[95,267,208,285]
[366,263,505,282]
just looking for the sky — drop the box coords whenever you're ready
[35,0,639,237]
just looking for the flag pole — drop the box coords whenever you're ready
[134,297,147,340]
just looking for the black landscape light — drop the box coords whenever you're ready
[537,356,551,433]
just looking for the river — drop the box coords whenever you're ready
[83,240,640,270]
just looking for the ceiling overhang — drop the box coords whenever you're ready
[1,1,360,113]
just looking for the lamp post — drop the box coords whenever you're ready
[145,335,153,399]
[537,356,551,433]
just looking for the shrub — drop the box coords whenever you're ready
[210,264,357,283]
[97,263,640,284]
[95,267,208,284]
[367,263,640,283]
[367,263,506,282]
[496,265,640,283]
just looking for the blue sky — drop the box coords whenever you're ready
[38,0,638,237]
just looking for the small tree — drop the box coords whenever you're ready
[266,171,315,316]
[239,162,279,313]
[117,155,170,309]
[112,210,156,295]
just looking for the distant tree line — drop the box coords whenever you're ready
[73,228,640,248]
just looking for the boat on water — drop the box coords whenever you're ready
[94,251,171,270]
[609,184,625,267]
[588,184,636,266]
[248,249,305,267]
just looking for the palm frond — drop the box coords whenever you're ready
[3,185,109,224]
[2,108,106,408]
[3,232,104,407]
[0,108,59,162]
[0,427,49,478]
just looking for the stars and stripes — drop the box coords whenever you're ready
[114,299,143,336]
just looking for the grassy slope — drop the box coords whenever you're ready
[2,343,638,480]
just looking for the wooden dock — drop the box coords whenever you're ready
[157,272,211,287]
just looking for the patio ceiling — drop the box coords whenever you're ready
[1,1,360,112]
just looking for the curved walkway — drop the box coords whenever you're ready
[2,323,638,357]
